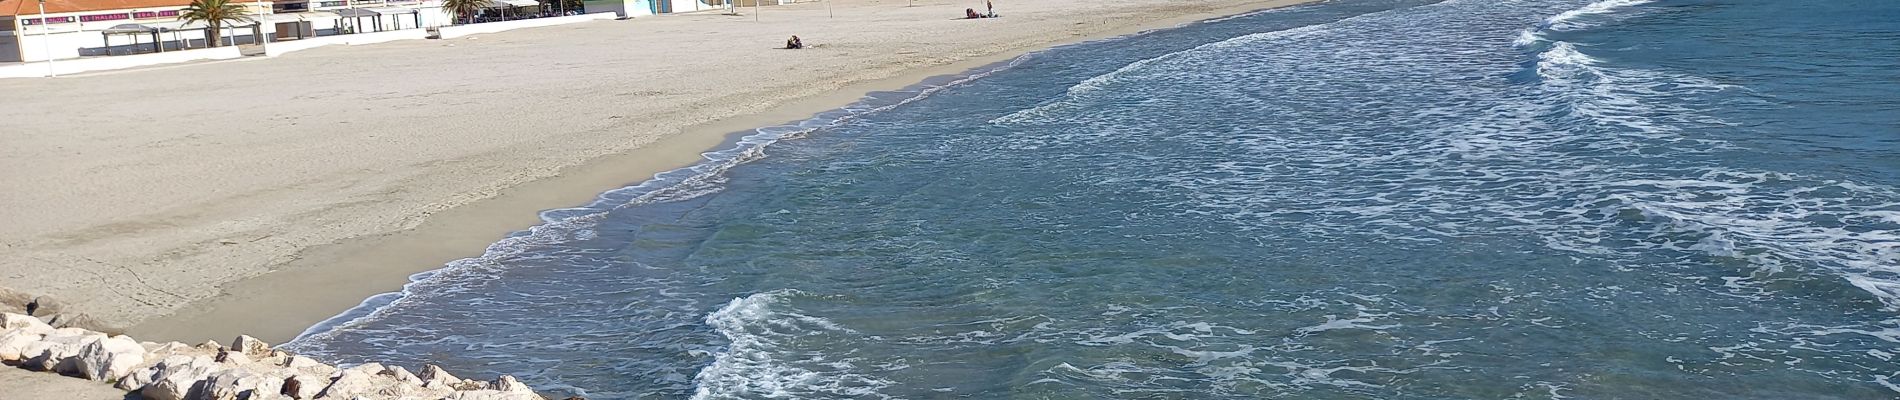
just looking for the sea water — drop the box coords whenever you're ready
[284,0,1900,398]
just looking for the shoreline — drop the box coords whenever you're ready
[118,0,1322,345]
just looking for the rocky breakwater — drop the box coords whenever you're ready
[1,313,550,399]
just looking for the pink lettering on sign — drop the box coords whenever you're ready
[79,13,131,22]
[20,16,77,25]
[134,11,157,18]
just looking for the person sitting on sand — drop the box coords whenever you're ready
[785,35,804,49]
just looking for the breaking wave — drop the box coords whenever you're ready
[689,290,893,400]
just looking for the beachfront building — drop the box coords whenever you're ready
[582,0,734,18]
[0,0,449,62]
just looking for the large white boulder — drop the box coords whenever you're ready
[282,354,332,371]
[382,365,424,386]
[282,372,330,399]
[280,355,340,382]
[418,364,461,389]
[142,341,201,361]
[117,353,180,391]
[493,375,533,393]
[451,378,492,391]
[203,368,287,400]
[314,369,380,399]
[22,329,104,371]
[0,328,46,361]
[231,335,272,356]
[341,362,386,377]
[202,369,256,400]
[74,334,145,381]
[216,348,254,366]
[139,355,224,400]
[1,313,52,331]
[118,341,202,390]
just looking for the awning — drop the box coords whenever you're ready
[140,20,203,32]
[334,7,420,17]
[302,11,342,19]
[333,8,380,17]
[101,24,165,34]
[366,6,418,14]
[488,0,540,8]
[260,12,319,22]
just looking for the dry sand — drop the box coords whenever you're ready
[0,365,135,399]
[0,0,1316,347]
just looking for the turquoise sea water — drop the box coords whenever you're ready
[286,0,1900,398]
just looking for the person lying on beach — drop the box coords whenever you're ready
[785,35,804,49]
[965,8,984,19]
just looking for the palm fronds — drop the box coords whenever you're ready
[442,0,494,24]
[177,0,254,47]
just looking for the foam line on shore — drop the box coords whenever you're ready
[280,0,1336,348]
[285,55,1037,348]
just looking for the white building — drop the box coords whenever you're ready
[0,0,449,63]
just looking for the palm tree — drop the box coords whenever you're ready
[178,0,253,48]
[442,0,493,24]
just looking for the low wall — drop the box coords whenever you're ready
[263,29,431,57]
[436,13,619,39]
[668,0,722,13]
[0,46,242,79]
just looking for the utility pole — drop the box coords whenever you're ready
[38,0,56,77]
[256,0,267,44]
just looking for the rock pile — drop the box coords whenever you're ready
[0,287,116,333]
[1,313,547,400]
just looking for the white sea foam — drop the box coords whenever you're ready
[1513,28,1542,47]
[689,290,892,400]
[990,13,1354,126]
[1543,0,1652,31]
[1293,313,1402,336]
[1516,0,1652,48]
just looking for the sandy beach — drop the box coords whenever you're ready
[0,0,1316,347]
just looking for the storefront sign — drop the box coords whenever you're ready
[79,13,132,22]
[133,10,180,18]
[318,1,346,7]
[19,16,78,25]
